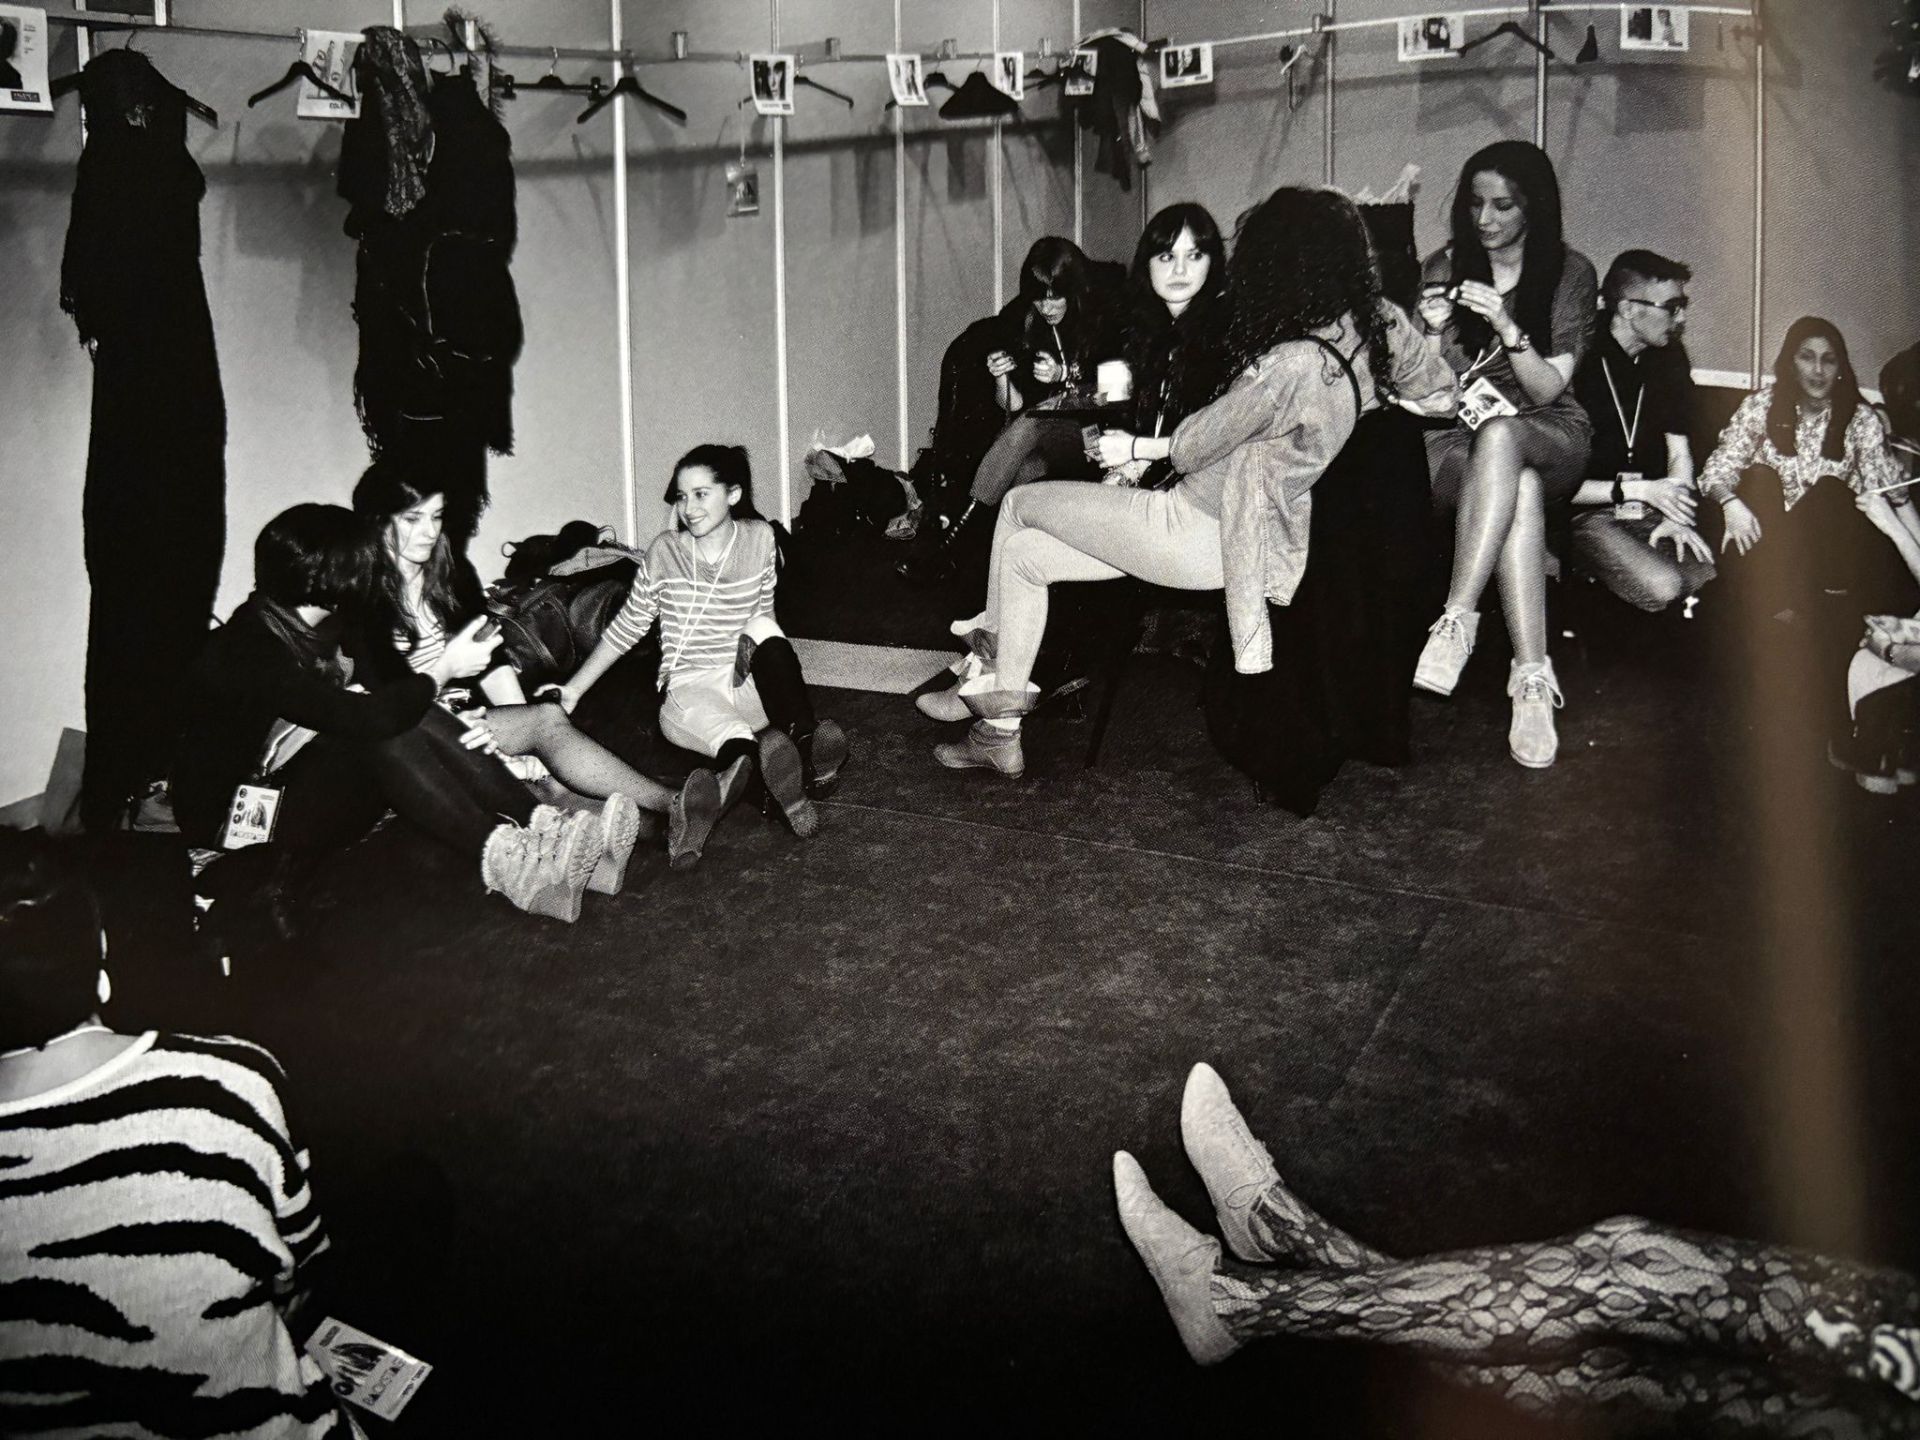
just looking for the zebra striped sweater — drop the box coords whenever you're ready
[0,1032,357,1438]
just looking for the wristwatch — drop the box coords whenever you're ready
[1502,331,1533,354]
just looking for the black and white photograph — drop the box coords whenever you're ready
[0,4,51,112]
[1397,13,1465,61]
[2,1,1917,1438]
[1622,4,1691,51]
[994,48,1023,100]
[1158,40,1214,88]
[749,51,793,115]
[886,49,927,107]
[293,28,360,120]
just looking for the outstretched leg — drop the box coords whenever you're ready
[479,701,677,812]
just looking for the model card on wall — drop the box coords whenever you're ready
[1397,15,1464,61]
[750,54,793,115]
[1064,46,1097,96]
[1621,6,1689,51]
[1159,42,1213,88]
[0,6,53,114]
[994,50,1023,100]
[296,29,362,120]
[886,52,928,107]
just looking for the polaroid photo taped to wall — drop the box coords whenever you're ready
[295,29,362,120]
[1159,42,1214,88]
[750,53,794,115]
[0,5,53,114]
[1065,46,1097,96]
[1621,6,1689,51]
[994,50,1023,100]
[887,51,928,107]
[1397,14,1465,61]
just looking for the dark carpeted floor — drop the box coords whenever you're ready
[94,579,1920,1438]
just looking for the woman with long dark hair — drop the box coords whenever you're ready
[923,186,1454,786]
[915,203,1228,721]
[351,460,724,877]
[1699,316,1919,768]
[1413,140,1598,770]
[171,505,606,922]
[900,236,1118,582]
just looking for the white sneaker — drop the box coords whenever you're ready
[1507,659,1564,769]
[1413,608,1479,696]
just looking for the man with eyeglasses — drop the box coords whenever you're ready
[1565,249,1716,612]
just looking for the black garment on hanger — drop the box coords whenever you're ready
[60,49,227,832]
[340,35,521,548]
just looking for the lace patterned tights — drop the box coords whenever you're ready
[1214,1182,1920,1436]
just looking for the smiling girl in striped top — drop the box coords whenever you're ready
[550,445,848,856]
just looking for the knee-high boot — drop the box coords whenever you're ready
[897,499,987,584]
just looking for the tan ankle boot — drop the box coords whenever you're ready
[932,685,1036,778]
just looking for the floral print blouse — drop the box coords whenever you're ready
[1699,382,1908,511]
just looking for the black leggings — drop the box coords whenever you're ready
[274,705,537,859]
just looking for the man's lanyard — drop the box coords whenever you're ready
[1601,355,1645,455]
[1460,343,1501,385]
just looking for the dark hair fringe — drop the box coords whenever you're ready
[0,828,106,1052]
[1120,204,1232,425]
[1210,186,1395,410]
[664,443,765,523]
[1767,316,1861,464]
[352,459,472,641]
[1448,140,1566,356]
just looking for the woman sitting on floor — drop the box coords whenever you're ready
[900,236,1120,582]
[1700,317,1920,773]
[1116,1063,1919,1433]
[915,202,1230,724]
[1413,140,1599,770]
[170,505,606,922]
[0,828,362,1439]
[549,445,848,857]
[920,185,1455,784]
[352,461,719,875]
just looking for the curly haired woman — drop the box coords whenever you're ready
[923,186,1455,783]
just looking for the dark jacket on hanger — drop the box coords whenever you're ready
[340,35,521,546]
[61,48,227,830]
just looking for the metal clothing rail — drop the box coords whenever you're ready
[1206,3,1753,51]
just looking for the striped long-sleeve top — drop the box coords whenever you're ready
[0,1032,358,1439]
[601,519,778,690]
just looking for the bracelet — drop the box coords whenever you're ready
[1502,331,1533,354]
[1129,438,1138,462]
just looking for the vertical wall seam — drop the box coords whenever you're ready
[610,0,638,542]
[1322,0,1335,185]
[894,0,910,468]
[992,0,1004,311]
[1751,10,1765,387]
[1072,0,1083,247]
[772,0,792,526]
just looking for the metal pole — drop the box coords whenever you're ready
[610,0,638,543]
[1750,3,1765,386]
[894,0,910,469]
[1072,0,1083,247]
[772,0,792,528]
[1322,2,1336,185]
[991,0,1004,311]
[1532,0,1547,146]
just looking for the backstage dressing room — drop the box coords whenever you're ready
[2,0,1918,1435]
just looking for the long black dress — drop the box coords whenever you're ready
[61,50,227,831]
[1204,341,1435,817]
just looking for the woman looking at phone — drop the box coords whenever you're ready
[1414,140,1598,770]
